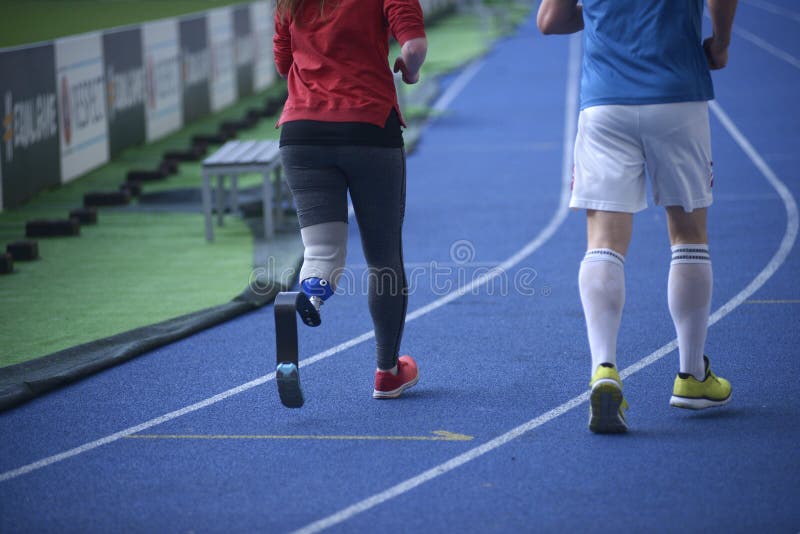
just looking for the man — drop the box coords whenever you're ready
[537,0,738,433]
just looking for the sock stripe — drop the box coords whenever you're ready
[672,254,710,261]
[583,248,625,266]
[671,244,711,265]
[672,248,709,254]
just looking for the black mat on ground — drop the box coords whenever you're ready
[138,187,203,205]
[70,207,98,224]
[136,185,264,211]
[6,241,39,261]
[26,219,80,237]
[0,274,297,412]
[0,253,13,274]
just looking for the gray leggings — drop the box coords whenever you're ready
[280,145,408,370]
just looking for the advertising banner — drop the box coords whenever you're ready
[142,19,183,142]
[0,44,61,209]
[55,33,109,183]
[103,27,146,157]
[233,4,254,98]
[251,1,276,91]
[208,7,237,111]
[179,15,211,123]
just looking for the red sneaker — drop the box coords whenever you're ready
[373,355,419,399]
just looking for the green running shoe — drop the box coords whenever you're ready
[670,355,731,410]
[589,364,629,434]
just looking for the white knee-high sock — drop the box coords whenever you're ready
[668,244,712,380]
[579,249,626,373]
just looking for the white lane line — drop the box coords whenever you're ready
[290,32,583,534]
[733,25,800,70]
[703,14,800,70]
[405,50,577,325]
[291,72,799,534]
[432,60,486,113]
[295,393,592,534]
[0,38,557,486]
[741,0,800,23]
[0,373,275,483]
[705,101,799,324]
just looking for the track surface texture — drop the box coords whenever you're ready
[2,5,799,532]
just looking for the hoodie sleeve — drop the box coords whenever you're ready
[273,13,293,76]
[385,0,427,45]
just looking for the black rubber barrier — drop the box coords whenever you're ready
[163,145,206,162]
[0,252,12,274]
[26,219,80,237]
[246,107,267,120]
[126,169,166,182]
[219,119,254,136]
[6,241,39,261]
[263,95,287,117]
[84,191,131,207]
[160,159,179,175]
[215,126,238,141]
[69,207,98,225]
[241,114,260,128]
[120,182,142,198]
[192,133,228,146]
[191,139,209,152]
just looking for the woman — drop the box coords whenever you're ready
[273,0,427,399]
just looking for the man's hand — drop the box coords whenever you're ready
[705,0,737,70]
[393,57,419,84]
[703,35,729,70]
[537,0,583,35]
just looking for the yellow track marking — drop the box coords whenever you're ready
[125,430,473,442]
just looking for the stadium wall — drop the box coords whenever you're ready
[0,0,457,212]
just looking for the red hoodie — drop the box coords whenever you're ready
[274,0,426,127]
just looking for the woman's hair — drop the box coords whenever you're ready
[276,0,328,22]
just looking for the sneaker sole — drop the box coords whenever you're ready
[277,362,305,408]
[589,383,627,434]
[669,394,731,410]
[372,374,420,399]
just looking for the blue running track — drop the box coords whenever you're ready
[2,4,799,532]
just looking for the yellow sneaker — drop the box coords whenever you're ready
[589,364,629,433]
[670,356,731,410]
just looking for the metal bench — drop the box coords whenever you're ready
[201,140,284,242]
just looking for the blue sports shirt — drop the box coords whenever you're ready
[580,0,714,109]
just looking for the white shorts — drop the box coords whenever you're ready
[571,101,713,213]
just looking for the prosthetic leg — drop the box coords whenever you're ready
[274,291,320,408]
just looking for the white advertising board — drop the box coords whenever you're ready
[251,1,277,91]
[207,7,237,111]
[55,33,109,183]
[142,19,183,142]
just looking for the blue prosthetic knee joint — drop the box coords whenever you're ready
[301,277,334,301]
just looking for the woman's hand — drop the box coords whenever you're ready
[393,57,418,84]
[394,37,427,85]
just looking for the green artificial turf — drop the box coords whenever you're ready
[0,84,287,368]
[0,212,253,367]
[0,1,531,368]
[0,1,252,48]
